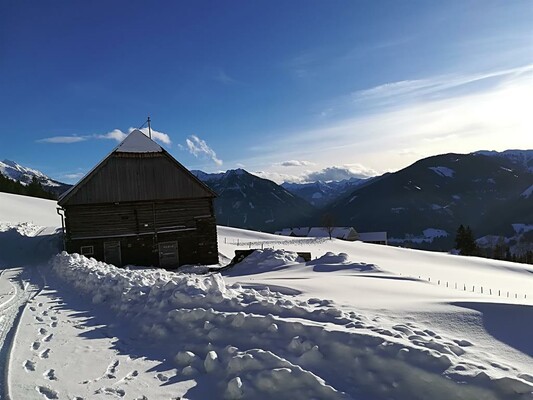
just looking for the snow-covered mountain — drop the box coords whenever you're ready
[0,159,70,196]
[475,149,533,173]
[193,169,316,232]
[281,177,370,208]
[323,150,533,251]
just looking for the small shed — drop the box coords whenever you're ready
[358,232,388,245]
[57,130,219,268]
[308,227,359,241]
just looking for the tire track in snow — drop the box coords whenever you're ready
[0,266,45,400]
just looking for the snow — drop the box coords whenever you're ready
[0,192,59,226]
[422,228,449,239]
[0,160,61,188]
[521,184,533,199]
[512,224,533,234]
[1,193,533,399]
[357,231,387,243]
[114,129,163,153]
[390,229,449,244]
[429,166,455,178]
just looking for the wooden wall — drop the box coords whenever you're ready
[64,198,219,268]
[61,152,214,205]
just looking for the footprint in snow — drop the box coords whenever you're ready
[50,321,57,328]
[40,349,51,359]
[104,360,119,379]
[44,369,57,381]
[35,316,44,322]
[30,306,37,311]
[50,316,57,321]
[32,341,41,350]
[124,370,139,381]
[38,302,43,307]
[38,327,47,335]
[95,387,125,397]
[43,333,53,342]
[155,373,169,382]
[36,386,58,399]
[42,310,49,316]
[23,360,36,372]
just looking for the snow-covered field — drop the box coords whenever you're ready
[0,192,532,399]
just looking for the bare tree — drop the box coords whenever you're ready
[321,213,336,240]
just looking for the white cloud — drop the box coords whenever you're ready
[37,136,87,144]
[39,128,173,147]
[186,135,223,166]
[214,70,237,85]
[253,170,302,184]
[61,172,85,181]
[96,129,127,141]
[252,164,376,185]
[264,65,532,174]
[278,160,315,167]
[128,127,172,146]
[305,166,376,182]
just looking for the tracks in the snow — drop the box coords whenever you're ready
[0,266,45,400]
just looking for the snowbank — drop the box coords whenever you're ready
[50,251,533,399]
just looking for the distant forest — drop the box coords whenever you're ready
[0,174,57,200]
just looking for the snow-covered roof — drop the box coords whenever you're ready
[115,129,163,153]
[358,232,387,242]
[308,227,356,239]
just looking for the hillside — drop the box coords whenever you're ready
[0,192,532,399]
[323,151,533,250]
[0,159,71,199]
[281,177,369,207]
[194,169,317,232]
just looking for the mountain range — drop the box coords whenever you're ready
[192,169,316,232]
[1,150,531,253]
[0,159,70,196]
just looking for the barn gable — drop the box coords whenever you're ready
[59,130,216,206]
[58,129,219,268]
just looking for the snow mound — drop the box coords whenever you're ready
[0,222,43,236]
[226,249,304,276]
[49,252,533,399]
[307,252,378,273]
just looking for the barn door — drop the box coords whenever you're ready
[104,241,122,266]
[158,241,179,268]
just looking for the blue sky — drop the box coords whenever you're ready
[1,0,532,184]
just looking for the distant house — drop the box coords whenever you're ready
[275,227,359,241]
[57,130,219,268]
[358,232,388,245]
[275,227,387,244]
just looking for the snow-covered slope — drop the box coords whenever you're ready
[0,192,59,227]
[475,150,533,173]
[1,193,532,399]
[0,159,70,196]
[194,169,317,232]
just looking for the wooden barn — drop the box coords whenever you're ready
[57,129,219,268]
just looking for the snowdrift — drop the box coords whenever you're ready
[51,251,533,399]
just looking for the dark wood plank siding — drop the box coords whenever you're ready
[65,216,219,268]
[65,198,212,240]
[63,153,214,205]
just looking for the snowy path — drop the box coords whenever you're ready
[0,266,44,400]
[7,266,189,400]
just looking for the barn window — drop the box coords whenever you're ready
[80,246,94,256]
